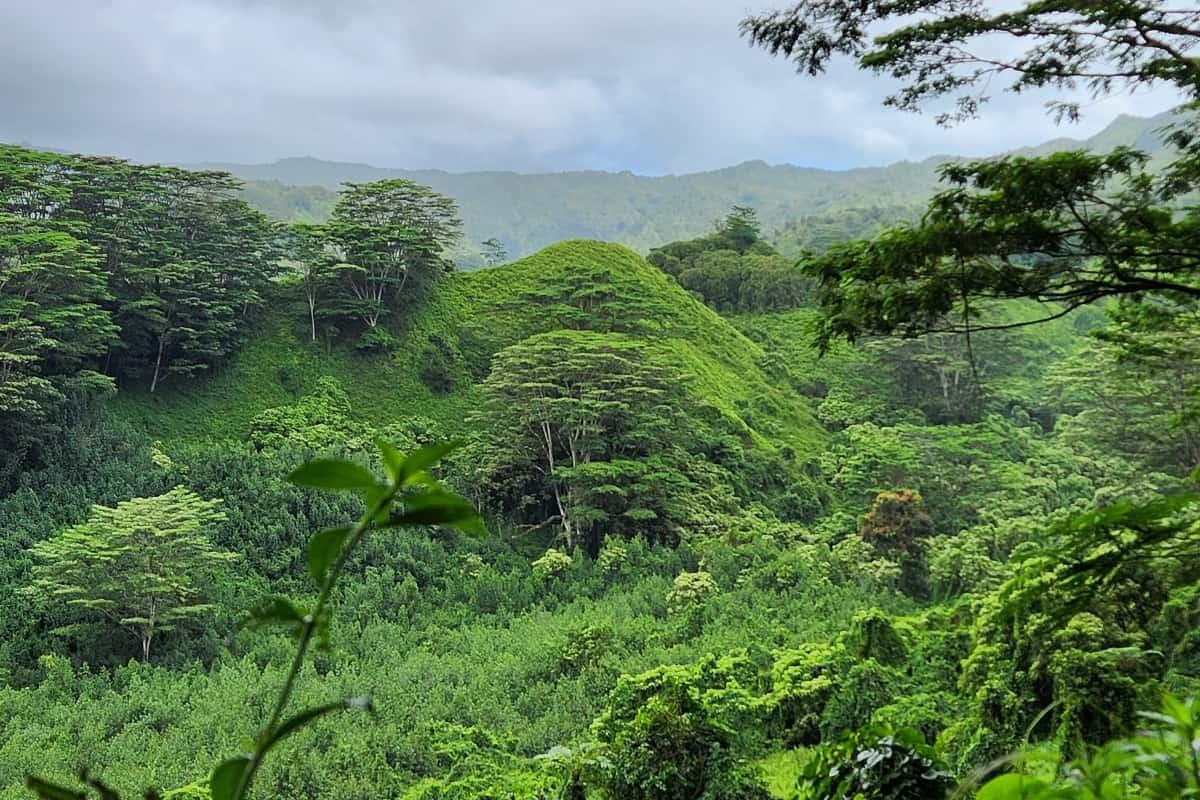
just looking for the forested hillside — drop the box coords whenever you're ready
[218,111,1176,264]
[4,121,1199,800]
[2,1,1200,799]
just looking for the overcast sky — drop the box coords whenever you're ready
[1,0,1185,174]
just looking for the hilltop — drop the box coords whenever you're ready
[116,240,823,460]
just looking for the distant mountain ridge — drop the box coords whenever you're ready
[197,109,1179,262]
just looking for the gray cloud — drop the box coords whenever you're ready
[0,0,1185,173]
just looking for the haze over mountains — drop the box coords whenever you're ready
[188,111,1176,264]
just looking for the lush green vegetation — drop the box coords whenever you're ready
[3,1,1200,798]
[4,193,1197,798]
[219,111,1174,268]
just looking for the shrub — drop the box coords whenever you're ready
[560,625,616,674]
[354,325,398,353]
[668,570,718,613]
[796,725,952,800]
[591,665,770,800]
[595,539,628,576]
[533,548,573,579]
[419,334,456,394]
[842,609,907,667]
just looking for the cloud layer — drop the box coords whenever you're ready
[1,0,1184,173]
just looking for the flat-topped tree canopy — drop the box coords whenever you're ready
[743,0,1200,345]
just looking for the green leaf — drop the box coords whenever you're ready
[363,485,394,524]
[25,777,86,800]
[262,697,374,754]
[288,459,380,491]
[375,439,406,483]
[308,526,352,584]
[79,771,119,800]
[242,596,307,636]
[210,756,252,800]
[384,490,483,535]
[976,773,1048,800]
[396,441,462,486]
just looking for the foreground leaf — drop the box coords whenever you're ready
[288,459,379,491]
[209,755,252,800]
[385,490,482,534]
[307,526,352,584]
[396,441,462,486]
[263,697,374,754]
[25,777,86,800]
[242,596,307,637]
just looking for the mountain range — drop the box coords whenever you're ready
[190,109,1175,262]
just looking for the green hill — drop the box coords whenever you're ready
[114,240,823,459]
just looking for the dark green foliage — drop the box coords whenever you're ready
[0,210,117,483]
[21,441,480,800]
[0,146,280,478]
[794,149,1200,350]
[5,98,1200,800]
[745,0,1200,348]
[23,487,236,662]
[953,493,1200,766]
[325,179,462,330]
[842,609,906,667]
[468,328,716,551]
[795,726,951,800]
[742,1,1199,124]
[419,335,456,394]
[1050,303,1200,475]
[647,207,810,313]
[975,695,1200,800]
[591,665,771,800]
[819,659,904,738]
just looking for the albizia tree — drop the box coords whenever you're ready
[741,0,1200,347]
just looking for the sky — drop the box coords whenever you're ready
[0,0,1186,175]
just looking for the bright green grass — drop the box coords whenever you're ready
[757,748,811,798]
[113,240,825,457]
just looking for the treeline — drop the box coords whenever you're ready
[0,146,277,480]
[647,207,811,312]
[0,145,463,485]
[282,180,461,350]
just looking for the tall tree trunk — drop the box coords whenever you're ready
[149,335,166,393]
[308,293,317,342]
[142,597,156,661]
[553,482,575,552]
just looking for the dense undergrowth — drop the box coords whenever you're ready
[3,223,1198,799]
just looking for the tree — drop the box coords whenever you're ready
[283,223,339,342]
[515,260,678,334]
[104,166,278,391]
[480,237,508,266]
[23,486,236,661]
[0,213,117,477]
[326,179,462,330]
[1050,301,1200,474]
[718,205,762,253]
[859,489,935,597]
[469,330,699,552]
[647,208,808,312]
[742,0,1200,345]
[591,665,771,800]
[0,148,280,392]
[741,1,1200,126]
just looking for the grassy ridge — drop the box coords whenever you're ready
[114,240,824,458]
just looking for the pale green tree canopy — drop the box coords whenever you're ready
[24,486,236,661]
